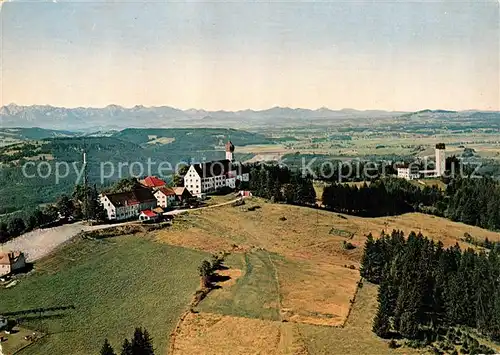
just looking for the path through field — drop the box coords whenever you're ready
[0,221,130,261]
[165,197,245,216]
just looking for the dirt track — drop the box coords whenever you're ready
[1,198,244,262]
[0,221,129,262]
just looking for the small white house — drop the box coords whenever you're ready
[139,210,159,222]
[154,187,177,208]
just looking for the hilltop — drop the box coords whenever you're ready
[1,199,499,354]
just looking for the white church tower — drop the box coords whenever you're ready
[435,143,446,177]
[225,141,235,161]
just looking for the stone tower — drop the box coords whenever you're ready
[225,140,235,161]
[435,143,446,177]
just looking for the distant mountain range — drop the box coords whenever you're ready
[0,103,498,131]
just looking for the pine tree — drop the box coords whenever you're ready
[100,338,116,355]
[131,327,154,355]
[360,233,375,280]
[121,339,132,355]
[398,311,419,339]
[373,308,391,338]
[372,274,393,338]
[142,329,154,355]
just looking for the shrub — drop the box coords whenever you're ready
[342,241,356,250]
[388,340,398,349]
[231,199,245,207]
[405,340,426,349]
[210,253,224,270]
[198,260,213,278]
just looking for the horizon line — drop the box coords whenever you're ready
[2,103,497,113]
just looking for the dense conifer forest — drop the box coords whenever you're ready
[321,178,444,217]
[321,177,500,230]
[361,230,499,353]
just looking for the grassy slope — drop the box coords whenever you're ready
[0,235,208,355]
[197,251,280,321]
[299,282,421,355]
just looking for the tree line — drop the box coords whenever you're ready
[248,163,316,206]
[320,176,500,231]
[321,178,444,217]
[445,177,500,231]
[361,230,500,350]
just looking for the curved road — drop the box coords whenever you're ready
[1,197,245,262]
[0,221,130,262]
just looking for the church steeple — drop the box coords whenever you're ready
[225,140,235,161]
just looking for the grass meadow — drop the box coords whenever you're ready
[0,234,208,355]
[197,250,281,321]
[4,198,500,354]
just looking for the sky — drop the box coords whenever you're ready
[1,0,499,111]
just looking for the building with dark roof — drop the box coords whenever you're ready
[183,142,250,197]
[100,187,157,221]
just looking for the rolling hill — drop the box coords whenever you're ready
[2,199,499,354]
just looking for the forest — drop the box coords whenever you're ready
[248,163,316,206]
[361,230,499,353]
[0,129,265,213]
[0,184,105,244]
[321,178,444,217]
[446,178,500,231]
[321,176,500,231]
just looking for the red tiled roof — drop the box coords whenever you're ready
[141,176,166,188]
[156,187,176,196]
[141,210,157,218]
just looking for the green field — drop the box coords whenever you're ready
[196,251,281,321]
[0,234,208,355]
[298,282,420,355]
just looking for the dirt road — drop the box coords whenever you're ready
[1,197,246,262]
[0,221,130,262]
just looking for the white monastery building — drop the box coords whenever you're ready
[397,143,447,180]
[396,166,421,180]
[184,141,250,197]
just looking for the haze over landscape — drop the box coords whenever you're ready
[1,0,499,111]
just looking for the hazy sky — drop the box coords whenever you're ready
[1,1,499,111]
